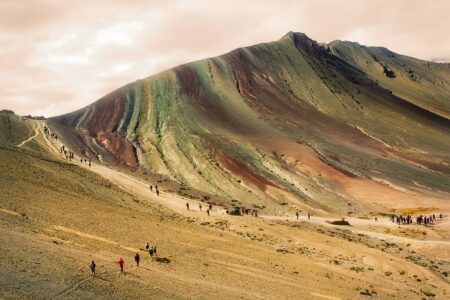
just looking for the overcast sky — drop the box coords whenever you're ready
[1,0,449,117]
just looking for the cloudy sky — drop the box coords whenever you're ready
[1,0,449,117]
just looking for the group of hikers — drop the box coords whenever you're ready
[89,242,158,276]
[80,157,92,167]
[149,185,160,196]
[296,211,311,220]
[225,207,259,217]
[49,133,92,167]
[186,201,213,216]
[43,125,58,141]
[59,145,75,161]
[389,213,443,225]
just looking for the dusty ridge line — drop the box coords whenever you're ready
[0,208,21,217]
[52,276,91,300]
[16,123,39,147]
[310,292,343,300]
[52,225,141,253]
[212,259,300,287]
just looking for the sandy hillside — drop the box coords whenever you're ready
[1,110,449,299]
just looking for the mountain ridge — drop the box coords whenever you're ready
[48,31,450,215]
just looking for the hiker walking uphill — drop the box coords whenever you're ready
[90,260,96,277]
[117,257,125,273]
[186,202,190,211]
[296,211,299,220]
[134,253,140,267]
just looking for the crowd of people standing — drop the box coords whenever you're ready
[389,213,442,225]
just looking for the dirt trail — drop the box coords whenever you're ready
[262,215,450,246]
[16,122,38,147]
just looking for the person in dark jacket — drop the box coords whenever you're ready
[90,260,96,277]
[135,253,140,267]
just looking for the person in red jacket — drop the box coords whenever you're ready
[117,257,125,273]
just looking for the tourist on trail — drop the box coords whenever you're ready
[209,204,213,211]
[375,217,378,222]
[155,185,158,191]
[89,161,91,167]
[150,185,153,192]
[149,247,154,257]
[156,189,159,196]
[207,208,210,216]
[135,253,140,267]
[199,204,202,211]
[296,211,299,220]
[153,246,157,256]
[186,202,190,210]
[440,213,443,220]
[145,242,150,251]
[90,260,96,277]
[117,257,125,273]
[80,158,83,164]
[307,212,311,220]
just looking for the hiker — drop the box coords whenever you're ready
[135,253,140,267]
[80,158,83,164]
[153,246,157,256]
[89,161,91,167]
[155,185,158,191]
[145,242,150,251]
[307,212,311,220]
[117,257,125,273]
[150,185,153,192]
[199,204,202,211]
[149,247,154,257]
[156,189,159,196]
[375,217,378,222]
[440,213,443,220]
[186,202,190,210]
[209,204,213,211]
[296,211,299,220]
[207,208,210,216]
[90,260,96,277]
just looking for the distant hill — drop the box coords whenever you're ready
[49,32,450,214]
